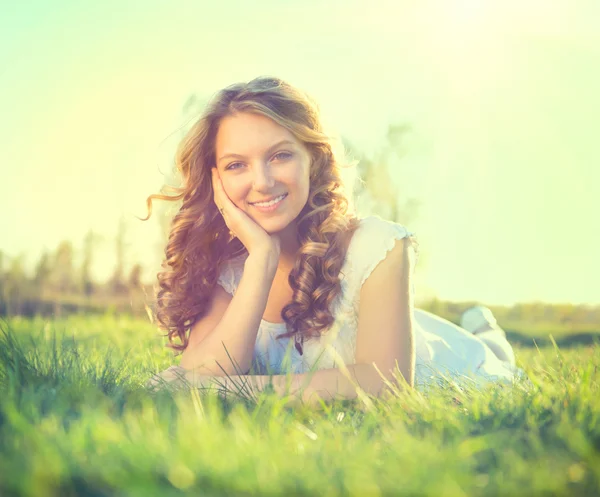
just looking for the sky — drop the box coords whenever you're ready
[1,0,599,306]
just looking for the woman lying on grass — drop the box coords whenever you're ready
[144,76,527,406]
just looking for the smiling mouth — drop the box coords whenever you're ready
[249,193,288,206]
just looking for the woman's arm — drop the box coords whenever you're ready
[179,252,278,376]
[353,235,416,388]
[177,166,282,377]
[184,236,416,407]
[214,363,404,408]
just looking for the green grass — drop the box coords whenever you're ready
[0,314,599,496]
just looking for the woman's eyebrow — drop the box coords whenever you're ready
[218,139,295,163]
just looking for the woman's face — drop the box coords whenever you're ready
[214,112,312,234]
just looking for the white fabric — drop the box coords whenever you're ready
[216,215,528,391]
[460,305,500,333]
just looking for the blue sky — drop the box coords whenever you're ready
[1,0,599,305]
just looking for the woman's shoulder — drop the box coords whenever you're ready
[347,215,418,256]
[353,214,415,234]
[345,215,419,288]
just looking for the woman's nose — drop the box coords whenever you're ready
[252,164,275,190]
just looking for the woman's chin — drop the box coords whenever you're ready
[254,216,293,235]
[260,221,287,234]
[245,208,297,235]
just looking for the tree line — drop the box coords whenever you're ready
[0,219,149,318]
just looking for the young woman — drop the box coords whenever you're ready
[145,76,527,405]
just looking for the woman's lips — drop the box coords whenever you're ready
[250,193,288,212]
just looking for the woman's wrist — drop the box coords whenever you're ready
[245,250,279,278]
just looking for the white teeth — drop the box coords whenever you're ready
[252,194,286,207]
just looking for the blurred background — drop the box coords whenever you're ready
[1,0,598,332]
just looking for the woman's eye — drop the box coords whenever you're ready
[272,151,292,161]
[225,152,290,171]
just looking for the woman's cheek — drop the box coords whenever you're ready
[222,181,239,203]
[233,190,250,210]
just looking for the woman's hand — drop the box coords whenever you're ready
[212,167,280,260]
[145,366,234,394]
[145,365,188,391]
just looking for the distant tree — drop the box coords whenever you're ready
[0,251,5,314]
[109,216,129,295]
[51,241,76,294]
[33,251,52,299]
[81,230,100,297]
[344,123,421,227]
[128,263,143,291]
[427,296,444,316]
[4,254,27,316]
[0,250,4,308]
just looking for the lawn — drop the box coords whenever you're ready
[0,314,598,496]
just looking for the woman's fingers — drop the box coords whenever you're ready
[210,167,278,255]
[212,168,238,237]
[145,366,188,391]
[212,168,230,213]
[211,168,220,206]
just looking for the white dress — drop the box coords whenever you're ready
[217,215,528,392]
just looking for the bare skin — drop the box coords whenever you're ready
[211,167,281,273]
[213,112,312,270]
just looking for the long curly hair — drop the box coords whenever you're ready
[142,76,360,355]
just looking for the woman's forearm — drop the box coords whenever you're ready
[180,253,276,375]
[220,363,406,407]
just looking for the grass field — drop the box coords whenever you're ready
[0,314,598,496]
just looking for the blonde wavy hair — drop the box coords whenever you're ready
[142,76,360,355]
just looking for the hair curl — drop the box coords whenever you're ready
[142,76,360,355]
